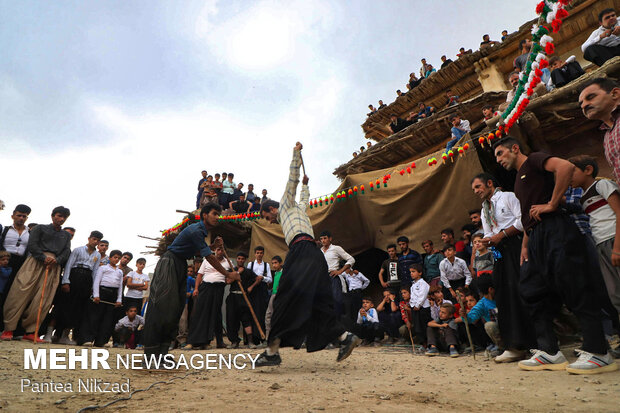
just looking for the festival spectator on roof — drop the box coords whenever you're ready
[388,114,413,134]
[457,47,472,57]
[366,141,372,149]
[232,183,244,202]
[513,39,532,72]
[440,55,453,69]
[408,73,421,89]
[359,146,365,154]
[220,173,235,208]
[420,58,430,78]
[196,170,208,209]
[260,189,270,205]
[352,152,358,158]
[501,30,509,41]
[446,114,471,151]
[445,90,460,107]
[367,104,377,116]
[416,103,435,120]
[506,71,520,103]
[230,194,251,214]
[582,8,620,67]
[480,34,500,49]
[378,100,387,109]
[199,175,218,207]
[482,104,499,121]
[424,64,436,78]
[396,89,404,97]
[245,184,257,202]
[548,55,585,89]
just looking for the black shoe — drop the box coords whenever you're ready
[254,351,282,367]
[337,333,361,362]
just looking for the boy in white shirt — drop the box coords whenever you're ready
[570,155,620,314]
[409,264,431,346]
[86,250,123,347]
[355,297,383,345]
[439,245,472,302]
[124,258,149,313]
[114,305,144,349]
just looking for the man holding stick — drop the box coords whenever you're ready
[1,206,72,342]
[143,203,240,357]
[256,142,360,367]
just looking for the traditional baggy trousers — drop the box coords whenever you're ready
[269,234,345,352]
[188,282,225,346]
[56,266,93,343]
[3,255,60,333]
[142,250,188,356]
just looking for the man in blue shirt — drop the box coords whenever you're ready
[143,203,240,357]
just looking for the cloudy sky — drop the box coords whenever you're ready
[0,0,540,268]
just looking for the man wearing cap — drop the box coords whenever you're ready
[52,230,103,345]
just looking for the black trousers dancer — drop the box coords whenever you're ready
[269,234,347,351]
[142,250,187,356]
[56,267,93,344]
[85,286,120,347]
[493,234,537,351]
[188,282,225,347]
[520,214,608,355]
[226,291,253,345]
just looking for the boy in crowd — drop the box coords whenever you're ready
[472,233,494,277]
[226,252,256,348]
[409,264,431,346]
[456,274,501,351]
[426,303,459,357]
[439,244,472,302]
[344,268,370,323]
[0,251,11,331]
[98,240,109,266]
[377,289,402,343]
[398,287,413,343]
[379,244,400,288]
[248,246,271,345]
[87,250,123,347]
[114,305,144,349]
[482,105,499,121]
[355,297,383,345]
[421,240,442,287]
[570,155,620,313]
[124,258,149,312]
[429,285,452,322]
[176,265,195,348]
[265,255,283,339]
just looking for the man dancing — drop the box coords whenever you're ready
[142,203,240,357]
[256,142,360,366]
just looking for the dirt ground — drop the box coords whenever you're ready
[1,340,619,413]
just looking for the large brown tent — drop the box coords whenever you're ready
[250,146,484,259]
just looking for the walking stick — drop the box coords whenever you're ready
[90,296,119,306]
[34,266,51,344]
[407,325,415,355]
[222,250,266,340]
[456,290,476,360]
[299,151,307,177]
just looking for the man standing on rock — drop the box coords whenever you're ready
[257,142,360,366]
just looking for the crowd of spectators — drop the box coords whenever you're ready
[196,171,271,214]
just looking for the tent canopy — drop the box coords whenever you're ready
[250,150,484,260]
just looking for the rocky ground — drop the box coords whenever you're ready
[1,340,619,412]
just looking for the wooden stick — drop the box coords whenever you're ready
[176,209,193,215]
[90,296,118,306]
[407,325,415,355]
[299,151,307,177]
[34,266,50,344]
[222,250,266,340]
[456,291,475,360]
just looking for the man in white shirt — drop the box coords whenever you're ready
[320,230,355,318]
[86,250,123,347]
[343,268,369,323]
[52,230,103,345]
[472,173,536,363]
[582,8,620,67]
[247,246,271,344]
[187,246,233,349]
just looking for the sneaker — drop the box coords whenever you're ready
[135,344,144,349]
[256,341,268,349]
[495,349,526,363]
[1,331,14,341]
[42,333,53,343]
[518,349,568,371]
[22,334,45,343]
[254,351,282,367]
[566,351,619,375]
[337,333,361,362]
[426,346,439,356]
[449,346,459,358]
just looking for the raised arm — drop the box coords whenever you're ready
[280,143,303,209]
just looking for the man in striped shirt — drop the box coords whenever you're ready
[256,142,360,367]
